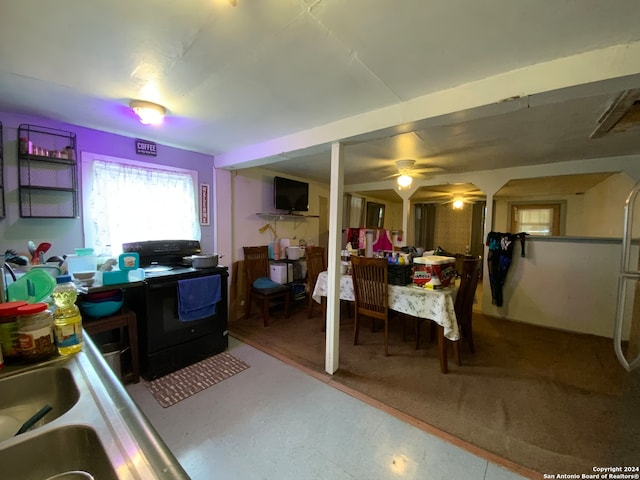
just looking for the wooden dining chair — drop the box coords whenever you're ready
[414,256,482,367]
[453,256,482,362]
[305,246,326,320]
[243,246,291,327]
[351,256,393,356]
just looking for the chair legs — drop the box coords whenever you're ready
[246,291,290,327]
[460,317,475,353]
[384,318,389,357]
[261,297,270,327]
[453,339,461,366]
[307,291,316,319]
[244,291,253,319]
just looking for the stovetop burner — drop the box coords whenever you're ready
[123,240,226,283]
[144,265,173,273]
[123,240,202,267]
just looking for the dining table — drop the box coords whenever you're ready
[313,271,460,373]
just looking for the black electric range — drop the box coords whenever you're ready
[122,240,228,379]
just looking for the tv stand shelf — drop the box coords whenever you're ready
[257,213,319,221]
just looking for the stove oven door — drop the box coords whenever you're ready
[130,270,229,379]
[145,272,228,352]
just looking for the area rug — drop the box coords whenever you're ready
[146,352,250,408]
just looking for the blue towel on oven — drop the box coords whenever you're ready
[178,275,222,322]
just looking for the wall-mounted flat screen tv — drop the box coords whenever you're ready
[274,176,309,213]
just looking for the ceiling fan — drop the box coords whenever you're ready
[443,194,485,209]
[417,187,485,208]
[386,159,445,189]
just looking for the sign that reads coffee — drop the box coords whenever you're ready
[135,139,157,156]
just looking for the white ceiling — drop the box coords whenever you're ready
[1,0,640,197]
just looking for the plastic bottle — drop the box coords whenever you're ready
[51,275,83,355]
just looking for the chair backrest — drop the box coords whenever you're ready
[454,256,482,324]
[305,246,326,289]
[350,256,388,320]
[243,246,270,286]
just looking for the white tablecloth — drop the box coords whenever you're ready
[312,271,459,341]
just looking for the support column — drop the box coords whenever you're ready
[325,142,344,374]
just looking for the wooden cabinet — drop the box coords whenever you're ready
[17,124,78,218]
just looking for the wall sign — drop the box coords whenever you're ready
[135,138,157,156]
[200,184,210,225]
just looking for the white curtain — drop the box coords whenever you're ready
[87,160,201,255]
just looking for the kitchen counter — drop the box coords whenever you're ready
[0,332,190,479]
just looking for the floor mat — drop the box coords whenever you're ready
[146,352,250,407]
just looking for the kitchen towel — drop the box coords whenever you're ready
[178,275,221,322]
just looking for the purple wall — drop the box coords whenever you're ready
[1,111,215,259]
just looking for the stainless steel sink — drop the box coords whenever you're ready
[0,425,118,480]
[0,367,80,442]
[0,334,190,479]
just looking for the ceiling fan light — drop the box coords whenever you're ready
[130,100,166,125]
[397,174,413,188]
[452,199,464,210]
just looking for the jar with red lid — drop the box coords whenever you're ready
[16,303,56,361]
[0,300,28,359]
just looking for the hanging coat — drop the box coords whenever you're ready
[486,231,527,307]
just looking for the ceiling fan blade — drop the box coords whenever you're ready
[414,167,446,174]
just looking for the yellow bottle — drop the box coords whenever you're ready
[52,275,83,356]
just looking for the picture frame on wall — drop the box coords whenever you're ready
[200,183,210,225]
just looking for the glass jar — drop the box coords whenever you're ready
[0,301,28,359]
[16,303,56,361]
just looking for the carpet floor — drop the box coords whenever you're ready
[229,301,640,475]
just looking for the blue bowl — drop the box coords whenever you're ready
[79,299,123,318]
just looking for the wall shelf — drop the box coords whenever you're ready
[18,124,78,218]
[257,213,319,221]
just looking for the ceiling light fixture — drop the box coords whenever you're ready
[452,198,464,210]
[395,159,416,189]
[397,174,413,188]
[129,100,166,125]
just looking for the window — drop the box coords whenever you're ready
[510,203,562,236]
[414,203,436,249]
[365,202,385,228]
[82,153,201,255]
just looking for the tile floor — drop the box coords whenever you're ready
[126,336,529,480]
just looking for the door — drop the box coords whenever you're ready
[614,180,640,371]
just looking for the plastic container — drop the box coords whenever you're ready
[65,254,97,277]
[79,297,124,318]
[7,269,57,303]
[413,256,457,289]
[0,300,28,359]
[51,275,83,356]
[286,246,305,260]
[16,303,56,361]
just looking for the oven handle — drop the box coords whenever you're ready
[146,273,225,290]
[147,281,179,290]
